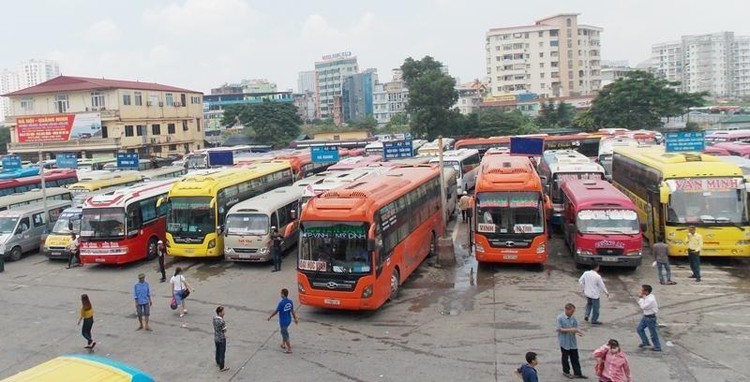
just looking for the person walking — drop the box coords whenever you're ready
[458,191,471,223]
[133,273,152,331]
[77,294,96,349]
[171,267,192,318]
[514,351,539,382]
[67,233,82,269]
[213,306,229,372]
[652,240,676,285]
[157,240,167,283]
[271,227,283,272]
[556,303,588,379]
[636,284,661,352]
[593,339,631,382]
[686,226,703,282]
[267,288,299,354]
[579,263,609,325]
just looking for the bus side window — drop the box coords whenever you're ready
[126,204,142,234]
[32,212,45,227]
[270,212,278,231]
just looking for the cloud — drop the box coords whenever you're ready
[86,19,120,43]
[142,0,261,36]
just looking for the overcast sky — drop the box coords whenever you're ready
[2,0,748,93]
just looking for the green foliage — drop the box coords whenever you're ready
[221,101,302,148]
[462,108,538,137]
[0,126,9,154]
[347,116,378,131]
[572,110,596,132]
[536,101,575,129]
[379,113,410,134]
[589,70,707,129]
[401,56,458,139]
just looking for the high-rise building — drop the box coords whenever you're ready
[314,52,359,120]
[373,69,409,125]
[342,69,377,122]
[455,80,485,115]
[735,36,750,97]
[485,14,603,99]
[650,41,683,84]
[0,59,60,122]
[297,71,316,94]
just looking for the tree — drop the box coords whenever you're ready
[0,126,8,154]
[535,101,575,129]
[588,70,706,130]
[347,116,378,132]
[571,110,596,132]
[464,108,538,137]
[221,101,302,148]
[380,113,410,134]
[401,56,458,139]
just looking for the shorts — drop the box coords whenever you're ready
[280,325,290,341]
[136,303,150,318]
[174,289,185,305]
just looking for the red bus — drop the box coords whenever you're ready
[297,165,443,310]
[0,169,78,196]
[473,154,549,264]
[78,179,178,265]
[327,155,383,171]
[710,141,750,158]
[561,180,643,268]
[456,134,601,158]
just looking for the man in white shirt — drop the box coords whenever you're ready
[636,284,662,351]
[578,263,609,325]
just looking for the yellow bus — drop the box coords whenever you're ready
[165,161,294,258]
[67,173,144,194]
[612,146,750,257]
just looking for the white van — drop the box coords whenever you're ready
[0,200,72,261]
[429,148,481,194]
[223,186,303,262]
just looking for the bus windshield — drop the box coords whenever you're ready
[81,208,125,238]
[298,222,371,274]
[226,213,268,235]
[443,160,461,174]
[0,217,19,233]
[168,197,214,238]
[552,172,603,202]
[475,192,545,235]
[52,211,80,234]
[666,180,747,224]
[577,209,639,234]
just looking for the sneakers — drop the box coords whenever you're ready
[584,316,589,322]
[563,373,573,379]
[667,281,677,285]
[220,367,230,372]
[638,343,650,348]
[688,275,696,279]
[591,321,603,325]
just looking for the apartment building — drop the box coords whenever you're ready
[0,59,60,121]
[297,70,316,94]
[455,80,485,115]
[314,52,359,120]
[486,14,603,99]
[373,69,409,125]
[650,41,683,83]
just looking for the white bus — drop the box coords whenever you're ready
[429,149,481,194]
[224,186,303,262]
[417,138,456,157]
[598,136,639,177]
[293,167,392,207]
[0,188,72,212]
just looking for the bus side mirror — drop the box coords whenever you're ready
[209,199,216,209]
[156,196,169,208]
[216,225,224,235]
[659,187,669,204]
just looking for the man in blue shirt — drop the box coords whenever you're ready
[514,351,539,382]
[556,303,588,379]
[133,273,152,331]
[267,288,299,353]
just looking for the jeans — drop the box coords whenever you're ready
[215,339,226,369]
[688,250,701,280]
[158,255,166,280]
[461,210,468,223]
[637,315,661,350]
[272,247,282,271]
[657,261,672,283]
[560,347,582,376]
[68,250,80,267]
[585,297,600,322]
[81,317,93,345]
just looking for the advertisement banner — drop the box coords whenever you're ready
[16,113,102,143]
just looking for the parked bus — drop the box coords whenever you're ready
[561,180,643,268]
[297,165,443,310]
[598,136,640,176]
[0,200,71,261]
[612,146,749,257]
[1,354,155,382]
[0,188,72,212]
[77,157,116,172]
[537,150,605,226]
[67,173,144,194]
[0,169,78,196]
[166,162,294,258]
[224,186,303,262]
[456,135,601,158]
[386,157,432,166]
[327,155,383,171]
[0,167,40,180]
[78,179,178,265]
[140,166,188,181]
[417,138,455,156]
[455,137,505,156]
[472,155,548,264]
[709,141,750,158]
[705,130,750,145]
[294,167,392,207]
[428,149,480,194]
[275,151,334,179]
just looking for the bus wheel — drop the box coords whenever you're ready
[146,238,158,261]
[389,269,400,301]
[429,232,437,257]
[9,246,22,261]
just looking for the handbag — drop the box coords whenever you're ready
[170,296,178,310]
[181,288,191,299]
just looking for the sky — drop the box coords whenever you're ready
[2,0,749,93]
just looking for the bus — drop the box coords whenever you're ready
[709,142,750,158]
[455,137,505,157]
[275,151,335,179]
[456,134,601,158]
[327,155,383,171]
[612,146,750,257]
[705,130,750,146]
[294,167,393,208]
[417,138,455,156]
[0,187,72,212]
[561,180,643,268]
[598,136,640,176]
[0,169,78,196]
[166,162,294,258]
[76,157,116,172]
[472,155,548,264]
[78,179,179,265]
[67,173,144,194]
[428,149,480,194]
[140,166,188,181]
[537,150,606,226]
[0,167,40,180]
[1,354,155,382]
[224,186,304,262]
[297,165,443,310]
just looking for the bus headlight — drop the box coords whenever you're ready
[259,247,269,254]
[671,240,684,245]
[576,249,594,256]
[298,282,306,294]
[737,240,750,246]
[207,239,216,249]
[0,244,5,254]
[361,285,373,298]
[625,250,642,256]
[475,244,485,253]
[225,247,234,254]
[536,244,546,254]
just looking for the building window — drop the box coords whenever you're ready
[148,94,159,106]
[122,93,131,106]
[101,125,108,138]
[125,125,134,137]
[168,123,176,134]
[538,31,544,37]
[91,92,106,109]
[152,124,161,135]
[540,63,545,68]
[566,18,572,27]
[551,40,559,47]
[20,98,34,112]
[169,144,177,151]
[137,125,146,136]
[134,91,143,106]
[550,30,559,37]
[153,145,162,153]
[182,120,188,131]
[55,94,69,113]
[165,93,174,106]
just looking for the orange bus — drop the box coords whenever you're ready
[275,150,338,180]
[297,165,443,310]
[473,154,549,264]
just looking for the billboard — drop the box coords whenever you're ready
[16,113,102,143]
[1,155,22,170]
[56,153,78,169]
[510,137,544,156]
[665,131,705,153]
[208,151,234,166]
[383,140,414,159]
[117,153,139,170]
[311,146,339,163]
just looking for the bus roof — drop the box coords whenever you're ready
[475,154,541,192]
[227,186,303,216]
[68,173,144,192]
[139,166,187,180]
[542,150,604,174]
[712,141,750,156]
[0,199,72,217]
[561,180,636,210]
[612,146,742,178]
[327,155,382,171]
[84,179,178,209]
[169,161,291,198]
[1,354,154,382]
[294,167,391,196]
[428,149,479,162]
[0,187,71,210]
[705,129,750,139]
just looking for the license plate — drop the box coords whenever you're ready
[239,253,252,259]
[324,298,340,306]
[185,249,194,254]
[503,254,518,260]
[601,257,618,262]
[50,252,61,257]
[95,258,105,263]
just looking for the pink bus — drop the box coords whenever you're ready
[561,180,643,269]
[710,141,750,158]
[705,130,750,146]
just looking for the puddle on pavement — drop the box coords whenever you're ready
[191,260,230,281]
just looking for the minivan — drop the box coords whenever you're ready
[0,200,72,261]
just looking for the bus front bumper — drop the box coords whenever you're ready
[298,293,378,311]
[167,246,222,258]
[576,254,642,268]
[43,248,72,260]
[225,248,272,262]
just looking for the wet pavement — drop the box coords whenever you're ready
[1,219,750,381]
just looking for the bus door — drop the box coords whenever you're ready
[646,188,660,243]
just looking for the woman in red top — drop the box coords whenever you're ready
[593,339,631,382]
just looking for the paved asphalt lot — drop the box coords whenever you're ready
[1,219,749,381]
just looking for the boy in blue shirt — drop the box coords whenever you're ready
[514,352,539,382]
[267,288,299,353]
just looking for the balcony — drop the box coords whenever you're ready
[8,137,122,153]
